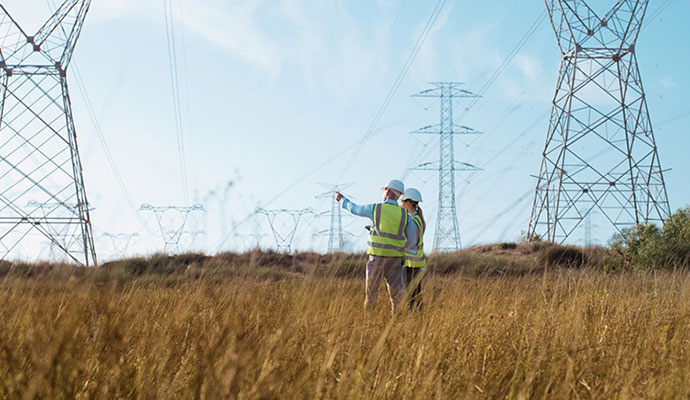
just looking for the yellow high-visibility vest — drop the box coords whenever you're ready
[367,202,408,257]
[404,214,426,268]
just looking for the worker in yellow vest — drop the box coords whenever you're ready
[400,188,426,310]
[336,179,417,312]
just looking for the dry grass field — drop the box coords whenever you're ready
[1,247,689,399]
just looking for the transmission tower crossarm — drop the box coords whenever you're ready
[314,183,354,253]
[0,0,97,266]
[33,0,91,67]
[34,0,81,42]
[411,124,482,135]
[409,81,484,252]
[411,82,479,99]
[529,0,670,244]
[60,1,91,67]
[256,207,313,252]
[139,203,205,253]
[411,161,481,172]
[0,6,28,64]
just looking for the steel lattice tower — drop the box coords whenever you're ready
[234,233,265,251]
[140,204,205,254]
[102,233,139,259]
[315,183,353,253]
[326,193,343,252]
[528,0,670,243]
[256,208,313,253]
[0,1,96,265]
[412,82,481,252]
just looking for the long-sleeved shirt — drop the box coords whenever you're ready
[405,211,423,255]
[341,197,417,249]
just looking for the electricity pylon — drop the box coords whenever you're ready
[411,82,481,252]
[139,204,205,253]
[528,0,670,243]
[178,230,205,252]
[26,200,84,258]
[202,180,235,239]
[256,208,313,253]
[233,233,266,251]
[315,183,353,253]
[0,0,96,266]
[102,233,139,259]
[584,211,593,247]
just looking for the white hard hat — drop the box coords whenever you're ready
[401,188,423,203]
[382,179,404,195]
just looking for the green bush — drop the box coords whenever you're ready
[660,208,690,266]
[609,207,690,270]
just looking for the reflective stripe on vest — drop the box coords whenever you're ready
[405,214,426,267]
[367,203,407,257]
[367,242,405,251]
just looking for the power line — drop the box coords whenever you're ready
[410,82,482,252]
[212,132,387,251]
[529,0,670,243]
[217,0,682,253]
[315,183,354,252]
[163,0,190,204]
[178,0,196,191]
[403,9,548,178]
[462,0,679,243]
[464,188,533,244]
[336,0,448,182]
[460,0,678,246]
[0,0,97,266]
[256,208,314,252]
[45,0,155,240]
[102,232,139,259]
[140,203,205,253]
[211,3,545,252]
[454,10,547,124]
[331,0,407,145]
[72,66,144,220]
[642,0,676,30]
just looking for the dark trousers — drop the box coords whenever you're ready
[404,267,424,310]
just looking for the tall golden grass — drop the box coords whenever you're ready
[1,251,689,398]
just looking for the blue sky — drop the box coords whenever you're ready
[2,0,689,260]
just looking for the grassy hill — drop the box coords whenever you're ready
[1,246,689,398]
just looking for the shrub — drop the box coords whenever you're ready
[609,207,690,270]
[497,242,517,250]
[537,244,585,269]
[660,208,690,266]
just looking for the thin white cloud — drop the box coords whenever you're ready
[273,0,394,99]
[445,22,500,86]
[90,0,145,20]
[179,1,282,78]
[75,0,413,96]
[409,2,455,84]
[515,54,542,81]
[81,0,283,78]
[660,75,678,90]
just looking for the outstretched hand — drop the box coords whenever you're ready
[335,192,344,202]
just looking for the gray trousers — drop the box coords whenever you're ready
[365,255,404,312]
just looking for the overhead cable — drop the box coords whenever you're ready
[163,0,191,204]
[336,0,448,182]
